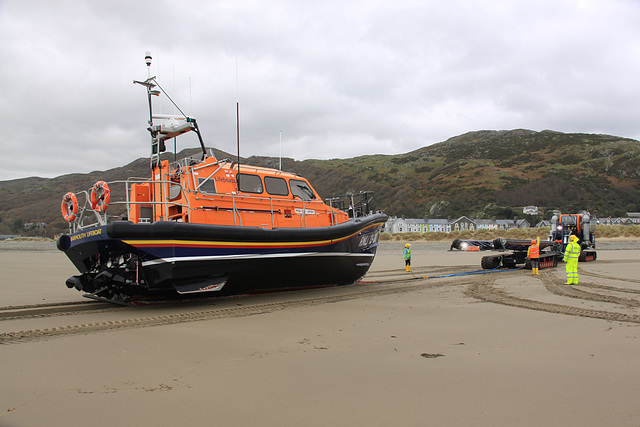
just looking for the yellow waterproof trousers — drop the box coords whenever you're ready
[565,261,578,285]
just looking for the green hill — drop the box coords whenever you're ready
[1,129,639,237]
[250,129,640,218]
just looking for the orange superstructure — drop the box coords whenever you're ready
[127,158,349,229]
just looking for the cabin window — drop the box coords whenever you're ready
[197,177,217,195]
[264,176,289,196]
[290,179,316,201]
[168,184,182,200]
[139,206,152,223]
[238,173,263,194]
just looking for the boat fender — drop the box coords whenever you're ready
[56,234,71,251]
[90,181,111,212]
[61,192,79,222]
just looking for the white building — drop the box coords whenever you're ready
[426,218,451,233]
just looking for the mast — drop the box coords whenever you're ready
[235,45,241,190]
[234,15,241,190]
[134,52,207,167]
[236,101,241,179]
[279,131,282,171]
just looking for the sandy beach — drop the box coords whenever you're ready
[1,240,639,426]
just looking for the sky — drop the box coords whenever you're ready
[1,0,640,181]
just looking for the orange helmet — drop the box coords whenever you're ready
[531,240,536,245]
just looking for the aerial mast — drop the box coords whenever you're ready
[134,52,207,166]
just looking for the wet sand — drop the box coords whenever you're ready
[1,241,639,426]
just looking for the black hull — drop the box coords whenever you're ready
[58,213,387,300]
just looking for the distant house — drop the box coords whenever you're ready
[474,219,498,230]
[451,216,476,231]
[383,217,413,234]
[426,218,451,233]
[523,206,538,215]
[599,217,637,226]
[382,217,402,234]
[495,219,512,230]
[495,219,524,230]
[381,217,392,233]
[627,213,640,225]
[381,214,592,234]
[405,218,428,233]
[384,217,455,233]
[23,222,47,230]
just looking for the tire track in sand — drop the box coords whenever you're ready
[466,273,640,323]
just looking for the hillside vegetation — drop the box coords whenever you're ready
[250,129,640,219]
[1,129,639,237]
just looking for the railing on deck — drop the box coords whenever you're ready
[68,179,191,233]
[325,191,374,221]
[68,179,373,233]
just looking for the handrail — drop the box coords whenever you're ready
[67,190,106,233]
[302,198,307,227]
[67,177,362,233]
[125,177,190,222]
[270,197,274,229]
[231,193,241,226]
[68,179,190,233]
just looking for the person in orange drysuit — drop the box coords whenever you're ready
[527,239,540,275]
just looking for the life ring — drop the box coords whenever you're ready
[90,181,111,212]
[61,192,79,222]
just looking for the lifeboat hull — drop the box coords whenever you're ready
[57,213,387,300]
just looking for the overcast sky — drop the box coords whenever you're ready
[1,0,639,181]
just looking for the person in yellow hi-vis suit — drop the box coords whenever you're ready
[563,235,581,285]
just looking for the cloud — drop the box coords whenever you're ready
[1,0,639,180]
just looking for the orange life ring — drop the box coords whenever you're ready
[61,192,79,222]
[90,181,111,212]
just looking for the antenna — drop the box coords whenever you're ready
[235,15,241,187]
[235,74,240,185]
[145,51,152,78]
[172,61,176,116]
[279,131,282,171]
[134,51,207,164]
[236,102,240,176]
